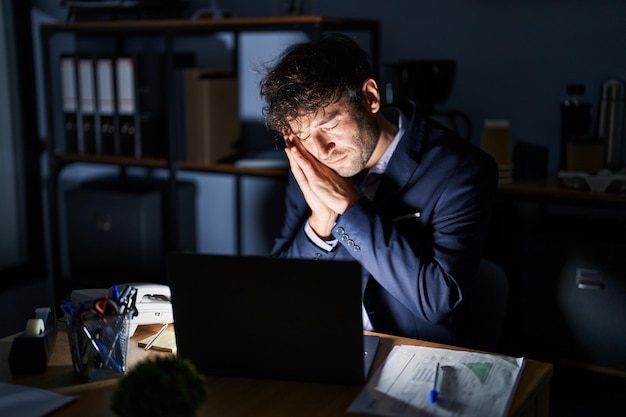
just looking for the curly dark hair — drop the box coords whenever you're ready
[259,32,374,133]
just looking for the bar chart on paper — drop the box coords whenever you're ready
[348,345,525,417]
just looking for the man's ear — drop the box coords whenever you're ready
[362,78,381,114]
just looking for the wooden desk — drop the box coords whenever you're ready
[1,321,553,417]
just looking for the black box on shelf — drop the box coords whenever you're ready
[64,177,196,287]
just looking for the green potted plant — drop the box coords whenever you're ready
[110,356,208,417]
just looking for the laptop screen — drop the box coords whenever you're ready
[167,253,376,384]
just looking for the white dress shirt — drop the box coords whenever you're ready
[303,107,408,330]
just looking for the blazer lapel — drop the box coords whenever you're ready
[374,112,425,206]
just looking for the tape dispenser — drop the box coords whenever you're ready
[8,307,58,375]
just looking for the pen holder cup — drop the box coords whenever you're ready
[64,306,131,381]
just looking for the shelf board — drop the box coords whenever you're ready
[55,153,288,176]
[498,177,626,204]
[57,153,168,167]
[178,161,287,176]
[40,15,379,34]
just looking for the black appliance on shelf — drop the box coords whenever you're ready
[383,60,472,141]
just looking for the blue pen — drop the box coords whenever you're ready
[112,284,120,301]
[429,362,440,404]
[61,299,79,316]
[82,326,123,373]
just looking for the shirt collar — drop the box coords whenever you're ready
[368,107,407,175]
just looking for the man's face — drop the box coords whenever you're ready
[286,97,379,177]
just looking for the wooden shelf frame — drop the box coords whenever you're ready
[39,16,379,299]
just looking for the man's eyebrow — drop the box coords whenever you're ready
[314,109,341,128]
[290,108,341,138]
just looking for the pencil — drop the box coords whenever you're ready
[144,323,169,351]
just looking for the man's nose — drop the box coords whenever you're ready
[311,133,335,159]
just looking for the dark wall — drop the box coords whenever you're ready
[217,0,626,174]
[34,0,626,171]
[33,0,626,173]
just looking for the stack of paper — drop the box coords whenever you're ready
[0,382,76,417]
[348,345,524,417]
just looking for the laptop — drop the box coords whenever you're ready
[166,253,379,385]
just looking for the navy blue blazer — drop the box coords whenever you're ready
[271,101,499,347]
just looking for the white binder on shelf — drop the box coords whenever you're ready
[59,55,79,154]
[116,56,140,158]
[96,57,117,155]
[77,57,97,154]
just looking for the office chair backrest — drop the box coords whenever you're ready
[469,258,509,352]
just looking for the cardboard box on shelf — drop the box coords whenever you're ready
[184,69,240,165]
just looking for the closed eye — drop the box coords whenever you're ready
[323,123,339,131]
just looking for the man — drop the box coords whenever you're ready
[259,33,498,348]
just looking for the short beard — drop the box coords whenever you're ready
[336,106,379,178]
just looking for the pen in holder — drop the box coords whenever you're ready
[62,285,138,381]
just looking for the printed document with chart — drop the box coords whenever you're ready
[348,345,525,417]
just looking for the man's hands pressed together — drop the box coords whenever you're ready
[284,136,361,239]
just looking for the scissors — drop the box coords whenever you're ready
[79,296,119,324]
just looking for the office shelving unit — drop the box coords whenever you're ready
[39,16,379,299]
